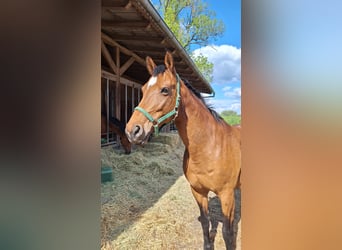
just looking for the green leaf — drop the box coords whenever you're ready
[153,0,225,83]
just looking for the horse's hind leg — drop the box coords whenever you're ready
[209,217,219,244]
[190,187,213,250]
[208,197,219,245]
[219,190,236,250]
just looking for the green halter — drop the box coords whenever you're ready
[134,74,181,136]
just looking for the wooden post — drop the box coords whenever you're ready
[125,84,128,123]
[115,46,121,144]
[106,78,109,143]
[115,46,121,119]
[101,40,117,75]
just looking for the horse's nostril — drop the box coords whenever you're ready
[133,125,142,136]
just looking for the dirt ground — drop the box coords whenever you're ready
[101,133,241,249]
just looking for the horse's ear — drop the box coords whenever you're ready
[164,51,175,74]
[146,56,156,75]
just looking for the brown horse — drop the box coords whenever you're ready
[101,114,131,154]
[125,52,241,249]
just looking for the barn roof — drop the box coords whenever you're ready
[101,0,214,94]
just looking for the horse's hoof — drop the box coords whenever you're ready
[204,243,214,250]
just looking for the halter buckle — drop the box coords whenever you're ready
[153,123,159,136]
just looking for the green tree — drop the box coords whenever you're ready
[191,53,213,83]
[154,0,224,82]
[220,110,241,125]
[221,110,238,116]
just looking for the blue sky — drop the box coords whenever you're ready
[204,0,241,48]
[151,0,241,114]
[194,0,241,114]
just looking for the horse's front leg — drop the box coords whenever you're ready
[219,189,236,250]
[191,187,214,250]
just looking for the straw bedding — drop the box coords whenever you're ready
[101,133,241,249]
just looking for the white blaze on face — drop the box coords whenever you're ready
[147,76,157,88]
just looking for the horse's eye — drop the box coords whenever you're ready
[161,87,169,95]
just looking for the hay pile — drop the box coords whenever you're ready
[101,133,185,247]
[101,132,241,249]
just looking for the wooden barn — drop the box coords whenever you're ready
[101,0,214,146]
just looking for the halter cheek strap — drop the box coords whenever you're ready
[134,74,181,136]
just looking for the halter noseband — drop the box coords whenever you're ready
[134,74,181,136]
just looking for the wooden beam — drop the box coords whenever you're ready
[103,7,136,13]
[120,57,135,76]
[101,40,117,75]
[102,0,123,8]
[101,32,146,66]
[125,1,132,9]
[134,51,164,57]
[176,69,192,75]
[101,0,134,11]
[110,35,163,42]
[125,45,176,55]
[101,70,143,88]
[178,72,196,78]
[117,41,172,49]
[101,20,149,28]
[161,38,168,45]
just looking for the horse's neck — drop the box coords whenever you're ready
[175,82,216,149]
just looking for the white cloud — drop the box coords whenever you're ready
[206,98,241,115]
[193,44,241,84]
[223,87,241,98]
[222,86,232,91]
[230,102,241,112]
[195,44,241,114]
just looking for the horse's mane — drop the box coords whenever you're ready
[152,65,223,122]
[182,79,223,122]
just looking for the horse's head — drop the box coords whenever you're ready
[120,135,132,154]
[125,51,180,145]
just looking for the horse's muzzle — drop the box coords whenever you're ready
[125,124,146,145]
